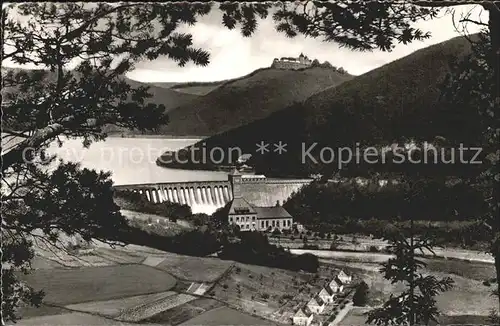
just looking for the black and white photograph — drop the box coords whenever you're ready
[1,1,499,325]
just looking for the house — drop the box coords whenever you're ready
[318,286,336,303]
[292,306,314,326]
[337,270,352,284]
[329,277,344,293]
[226,170,294,231]
[307,295,326,314]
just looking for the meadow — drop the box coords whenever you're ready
[154,253,234,282]
[324,259,496,318]
[179,306,279,326]
[19,264,177,305]
[144,297,225,325]
[18,224,496,326]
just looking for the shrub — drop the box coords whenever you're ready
[261,293,270,300]
[352,281,369,306]
[302,244,319,250]
[222,284,229,289]
[330,240,340,250]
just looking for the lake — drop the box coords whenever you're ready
[46,137,229,185]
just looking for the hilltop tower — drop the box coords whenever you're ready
[299,52,305,64]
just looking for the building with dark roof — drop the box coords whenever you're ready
[226,169,294,231]
[293,305,314,326]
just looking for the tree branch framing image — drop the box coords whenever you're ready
[2,2,499,325]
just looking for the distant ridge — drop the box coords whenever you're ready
[1,67,200,136]
[159,65,353,136]
[158,35,482,177]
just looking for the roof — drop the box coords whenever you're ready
[330,277,343,287]
[242,174,265,179]
[315,295,325,305]
[295,306,313,317]
[338,270,350,279]
[308,295,325,307]
[251,205,292,219]
[322,286,335,296]
[230,167,242,175]
[228,197,257,215]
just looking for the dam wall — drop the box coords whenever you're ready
[114,176,314,214]
[114,180,232,214]
[239,178,313,207]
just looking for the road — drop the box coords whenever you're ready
[289,248,494,264]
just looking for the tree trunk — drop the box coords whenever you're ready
[496,254,500,312]
[1,121,69,172]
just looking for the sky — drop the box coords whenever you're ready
[2,3,487,83]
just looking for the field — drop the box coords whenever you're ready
[92,247,146,265]
[17,230,497,326]
[343,308,491,326]
[208,261,346,323]
[323,259,497,317]
[19,264,177,305]
[12,312,141,326]
[116,293,197,322]
[421,257,496,281]
[179,306,278,325]
[155,253,234,282]
[65,291,177,318]
[145,297,225,324]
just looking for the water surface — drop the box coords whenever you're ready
[46,137,228,185]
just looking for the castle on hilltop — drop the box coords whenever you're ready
[271,53,313,70]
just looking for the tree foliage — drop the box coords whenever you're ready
[114,189,192,220]
[353,281,369,306]
[439,29,500,315]
[366,229,454,325]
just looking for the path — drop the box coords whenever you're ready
[329,302,354,326]
[290,248,494,264]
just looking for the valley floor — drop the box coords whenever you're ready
[12,228,497,326]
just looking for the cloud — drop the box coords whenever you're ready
[128,5,486,83]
